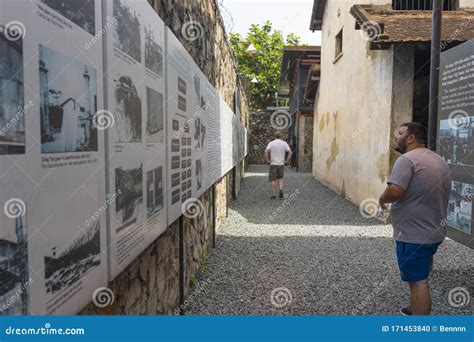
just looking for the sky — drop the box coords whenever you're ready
[219,0,322,46]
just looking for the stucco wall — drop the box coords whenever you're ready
[459,0,474,8]
[312,0,396,205]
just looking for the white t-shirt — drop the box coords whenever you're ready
[266,139,291,165]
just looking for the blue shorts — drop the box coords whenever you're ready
[396,241,442,282]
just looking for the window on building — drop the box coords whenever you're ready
[335,29,343,61]
[392,0,457,10]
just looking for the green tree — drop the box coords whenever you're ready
[230,20,301,109]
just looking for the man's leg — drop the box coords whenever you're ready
[271,181,277,197]
[408,280,431,315]
[277,166,284,198]
[269,166,277,198]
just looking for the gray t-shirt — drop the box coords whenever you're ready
[388,148,452,244]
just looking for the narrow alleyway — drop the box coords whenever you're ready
[184,165,473,315]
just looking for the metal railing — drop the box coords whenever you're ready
[392,0,457,10]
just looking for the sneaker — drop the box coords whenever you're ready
[279,190,284,199]
[271,195,276,199]
[400,307,412,316]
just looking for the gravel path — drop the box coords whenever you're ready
[184,165,473,315]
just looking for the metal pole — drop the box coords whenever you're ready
[178,215,184,315]
[212,185,216,248]
[428,0,443,151]
[232,167,237,199]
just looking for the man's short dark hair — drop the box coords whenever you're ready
[274,131,282,139]
[401,122,427,145]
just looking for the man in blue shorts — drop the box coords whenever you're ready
[379,122,451,315]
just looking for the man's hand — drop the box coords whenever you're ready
[284,160,289,166]
[379,197,389,210]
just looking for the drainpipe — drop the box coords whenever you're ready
[428,0,443,151]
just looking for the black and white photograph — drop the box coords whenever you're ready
[0,212,29,315]
[171,189,180,205]
[172,156,180,170]
[145,25,163,76]
[194,74,201,101]
[171,139,180,152]
[114,75,142,143]
[447,181,473,234]
[41,0,95,35]
[146,87,164,143]
[194,117,206,149]
[439,118,474,166]
[115,163,143,228]
[113,0,141,62]
[196,159,202,191]
[39,45,98,153]
[44,220,100,295]
[0,32,25,155]
[146,166,163,218]
[172,120,179,131]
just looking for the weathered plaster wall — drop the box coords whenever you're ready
[389,45,415,170]
[312,0,396,205]
[460,0,474,8]
[80,0,248,315]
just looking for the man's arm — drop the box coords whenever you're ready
[264,148,271,164]
[285,143,292,165]
[379,156,412,208]
[285,150,293,165]
[379,184,406,209]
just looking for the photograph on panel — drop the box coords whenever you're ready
[233,120,239,165]
[196,159,202,191]
[41,0,95,35]
[44,220,101,295]
[439,117,474,166]
[0,30,25,154]
[115,162,144,230]
[113,0,141,63]
[144,24,163,77]
[146,166,164,218]
[0,206,29,315]
[146,87,164,143]
[39,45,98,153]
[113,75,142,143]
[447,181,473,234]
[193,74,206,149]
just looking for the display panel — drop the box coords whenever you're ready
[0,0,107,315]
[437,40,474,248]
[220,98,234,175]
[0,0,248,315]
[206,88,222,188]
[104,0,167,279]
[166,28,196,224]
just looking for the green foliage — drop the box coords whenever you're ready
[230,20,301,109]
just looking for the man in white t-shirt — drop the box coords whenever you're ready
[264,131,293,199]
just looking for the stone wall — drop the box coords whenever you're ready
[298,115,313,172]
[248,111,290,164]
[80,0,248,315]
